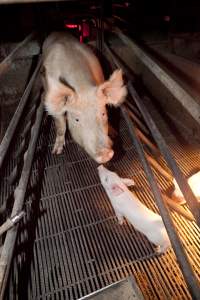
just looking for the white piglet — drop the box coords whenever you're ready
[98,165,171,253]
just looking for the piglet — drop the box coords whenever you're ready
[98,165,171,253]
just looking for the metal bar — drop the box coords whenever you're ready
[0,100,44,300]
[144,151,172,181]
[104,38,200,226]
[24,100,38,123]
[115,30,200,126]
[121,105,200,300]
[128,82,200,226]
[14,138,26,159]
[0,32,35,77]
[126,101,142,119]
[0,212,25,237]
[104,42,135,82]
[7,165,18,185]
[135,128,159,154]
[125,105,149,135]
[112,15,129,25]
[162,194,195,222]
[0,57,42,170]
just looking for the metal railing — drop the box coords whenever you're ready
[104,35,200,299]
[0,32,41,170]
[0,26,199,300]
[0,33,43,299]
[0,100,43,299]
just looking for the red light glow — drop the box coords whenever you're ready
[65,24,78,29]
[164,16,170,22]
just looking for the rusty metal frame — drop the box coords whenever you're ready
[0,20,199,299]
[0,57,42,170]
[127,82,200,226]
[121,105,200,300]
[104,39,200,299]
[0,99,43,300]
[104,40,200,226]
[0,31,43,298]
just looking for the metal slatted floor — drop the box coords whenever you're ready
[5,107,200,299]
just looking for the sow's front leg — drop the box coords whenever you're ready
[52,115,66,154]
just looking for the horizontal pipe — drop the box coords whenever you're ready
[0,57,42,170]
[0,101,43,300]
[0,32,35,77]
[121,105,200,300]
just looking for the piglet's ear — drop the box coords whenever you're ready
[97,69,127,106]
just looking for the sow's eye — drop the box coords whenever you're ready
[70,112,81,123]
[101,111,107,120]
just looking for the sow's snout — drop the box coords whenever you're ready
[94,130,114,164]
[95,148,114,164]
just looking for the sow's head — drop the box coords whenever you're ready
[46,69,127,163]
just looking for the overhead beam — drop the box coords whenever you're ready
[115,29,200,125]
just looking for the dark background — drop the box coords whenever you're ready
[0,0,200,42]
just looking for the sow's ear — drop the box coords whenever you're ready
[97,69,127,106]
[58,76,80,112]
[46,76,81,114]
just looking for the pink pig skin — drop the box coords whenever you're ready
[42,32,127,163]
[98,165,171,253]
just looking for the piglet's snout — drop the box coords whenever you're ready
[97,164,105,172]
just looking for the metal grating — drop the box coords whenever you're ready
[80,277,144,300]
[5,110,200,299]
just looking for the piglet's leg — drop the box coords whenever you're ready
[116,212,124,225]
[52,115,66,154]
[121,178,135,187]
[155,243,170,255]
